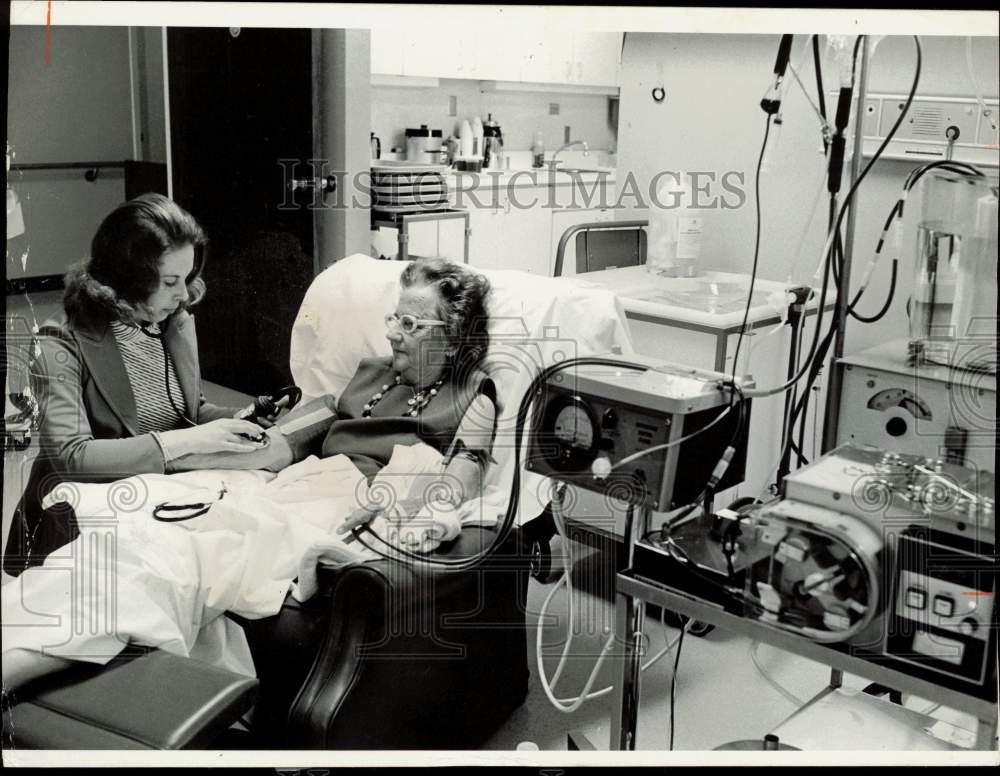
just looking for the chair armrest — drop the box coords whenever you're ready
[283,525,530,749]
[2,651,258,750]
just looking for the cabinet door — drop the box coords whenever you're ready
[405,217,468,263]
[496,188,552,275]
[520,30,574,84]
[403,37,468,78]
[571,32,622,87]
[371,28,406,75]
[474,36,525,82]
[548,36,577,84]
[466,199,501,271]
[517,33,547,83]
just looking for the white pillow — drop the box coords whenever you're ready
[289,254,401,401]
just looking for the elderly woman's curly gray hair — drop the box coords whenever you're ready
[399,257,491,372]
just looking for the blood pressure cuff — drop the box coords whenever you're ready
[276,394,339,462]
[443,439,497,474]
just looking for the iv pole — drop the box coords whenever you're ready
[821,36,871,453]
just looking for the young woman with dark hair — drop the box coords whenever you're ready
[3,194,270,577]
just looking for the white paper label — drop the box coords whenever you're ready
[676,216,703,259]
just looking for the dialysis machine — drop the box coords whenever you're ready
[522,127,998,752]
[525,353,997,750]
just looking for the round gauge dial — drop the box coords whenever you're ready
[866,388,932,419]
[553,404,595,449]
[543,396,599,472]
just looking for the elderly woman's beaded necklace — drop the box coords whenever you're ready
[362,373,446,418]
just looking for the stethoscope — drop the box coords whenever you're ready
[134,321,198,428]
[134,321,222,523]
[153,483,229,522]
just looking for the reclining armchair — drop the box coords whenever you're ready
[2,255,633,751]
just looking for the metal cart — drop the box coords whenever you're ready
[371,207,470,264]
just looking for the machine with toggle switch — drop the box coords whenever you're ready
[775,445,996,700]
[524,355,753,512]
[635,442,997,703]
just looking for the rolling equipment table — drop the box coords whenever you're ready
[371,207,470,263]
[610,569,999,752]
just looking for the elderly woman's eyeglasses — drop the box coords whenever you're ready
[384,313,447,335]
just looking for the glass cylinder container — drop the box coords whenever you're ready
[910,172,998,373]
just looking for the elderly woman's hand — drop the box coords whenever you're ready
[336,500,439,553]
[388,520,443,554]
[337,506,380,536]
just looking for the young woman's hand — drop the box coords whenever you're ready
[161,418,266,457]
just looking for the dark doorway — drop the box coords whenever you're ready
[167,27,315,395]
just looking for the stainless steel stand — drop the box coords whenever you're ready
[370,207,470,263]
[610,569,998,751]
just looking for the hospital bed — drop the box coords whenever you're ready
[2,254,634,750]
[553,219,649,277]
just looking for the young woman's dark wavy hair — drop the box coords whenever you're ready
[63,193,208,326]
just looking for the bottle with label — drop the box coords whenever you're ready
[471,115,484,160]
[647,175,703,276]
[532,131,545,169]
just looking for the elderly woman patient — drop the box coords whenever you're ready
[2,198,497,693]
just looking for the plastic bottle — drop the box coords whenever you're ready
[647,175,703,277]
[471,115,484,160]
[459,120,473,158]
[532,131,545,169]
[444,135,459,166]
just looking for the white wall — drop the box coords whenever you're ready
[616,33,999,356]
[7,25,138,280]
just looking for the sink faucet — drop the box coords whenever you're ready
[549,140,589,170]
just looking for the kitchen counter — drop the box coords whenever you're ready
[448,167,616,189]
[448,167,617,212]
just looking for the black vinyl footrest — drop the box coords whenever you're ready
[2,650,258,750]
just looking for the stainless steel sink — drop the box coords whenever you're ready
[552,167,613,175]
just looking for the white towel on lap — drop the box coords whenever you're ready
[2,443,468,675]
[290,444,462,600]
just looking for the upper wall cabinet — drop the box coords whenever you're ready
[370,26,406,75]
[571,32,622,88]
[371,29,622,89]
